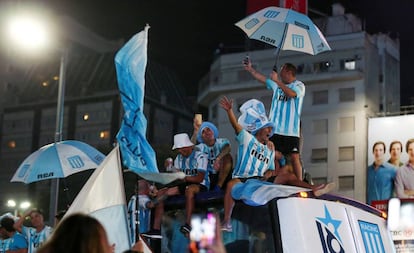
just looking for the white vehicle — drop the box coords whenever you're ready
[221,180,395,253]
[159,180,396,253]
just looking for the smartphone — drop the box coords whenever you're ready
[243,55,250,66]
[189,212,216,253]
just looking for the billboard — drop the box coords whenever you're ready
[388,198,414,253]
[246,0,307,15]
[280,0,308,15]
[368,115,414,253]
[368,115,414,165]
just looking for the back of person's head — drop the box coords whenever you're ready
[37,213,111,253]
[0,216,15,232]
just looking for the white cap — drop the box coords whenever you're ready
[172,133,194,150]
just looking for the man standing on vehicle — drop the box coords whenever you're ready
[244,58,305,180]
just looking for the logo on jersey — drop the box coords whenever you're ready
[250,144,270,164]
[277,93,289,101]
[316,205,345,253]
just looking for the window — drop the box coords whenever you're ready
[296,64,304,74]
[338,146,354,161]
[7,140,16,149]
[314,61,332,72]
[99,130,110,139]
[311,148,328,163]
[338,117,354,132]
[341,59,356,70]
[339,87,355,102]
[312,119,328,134]
[312,90,328,105]
[338,176,354,191]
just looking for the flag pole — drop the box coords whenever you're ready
[135,180,141,243]
[49,48,68,225]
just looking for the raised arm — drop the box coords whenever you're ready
[14,209,32,233]
[190,115,202,144]
[219,96,242,134]
[243,58,267,84]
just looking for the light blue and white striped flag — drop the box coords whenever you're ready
[232,179,308,206]
[115,26,159,174]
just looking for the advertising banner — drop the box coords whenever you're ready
[368,115,414,252]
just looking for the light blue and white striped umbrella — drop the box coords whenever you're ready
[11,140,105,184]
[235,6,331,56]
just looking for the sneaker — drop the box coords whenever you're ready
[220,221,232,232]
[141,229,162,239]
[313,182,336,197]
[180,223,192,236]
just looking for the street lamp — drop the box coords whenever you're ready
[7,199,31,216]
[6,13,66,224]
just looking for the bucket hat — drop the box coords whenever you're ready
[172,133,194,150]
[238,99,275,136]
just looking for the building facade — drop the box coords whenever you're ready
[0,16,193,215]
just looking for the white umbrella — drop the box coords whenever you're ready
[235,6,331,57]
[11,140,105,184]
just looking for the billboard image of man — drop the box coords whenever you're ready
[388,140,404,168]
[367,141,397,205]
[395,139,414,198]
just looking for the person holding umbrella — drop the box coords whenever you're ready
[243,57,305,181]
[13,209,52,253]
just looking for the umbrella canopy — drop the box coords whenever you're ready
[235,6,331,56]
[11,140,106,184]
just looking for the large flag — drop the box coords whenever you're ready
[232,179,308,206]
[65,146,131,253]
[115,26,159,174]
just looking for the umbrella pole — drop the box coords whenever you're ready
[274,24,289,71]
[62,179,72,206]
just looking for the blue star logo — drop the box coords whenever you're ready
[316,205,343,242]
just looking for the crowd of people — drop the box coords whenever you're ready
[1,57,338,253]
[128,57,335,245]
[367,139,414,205]
[0,210,152,253]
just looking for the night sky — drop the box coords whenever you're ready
[10,0,414,105]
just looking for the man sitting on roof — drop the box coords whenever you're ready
[192,120,233,192]
[142,133,209,238]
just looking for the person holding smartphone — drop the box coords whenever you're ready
[243,57,305,181]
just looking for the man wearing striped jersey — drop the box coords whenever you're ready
[219,97,276,231]
[193,121,233,191]
[219,97,335,232]
[244,58,305,181]
[13,209,52,253]
[141,133,210,239]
